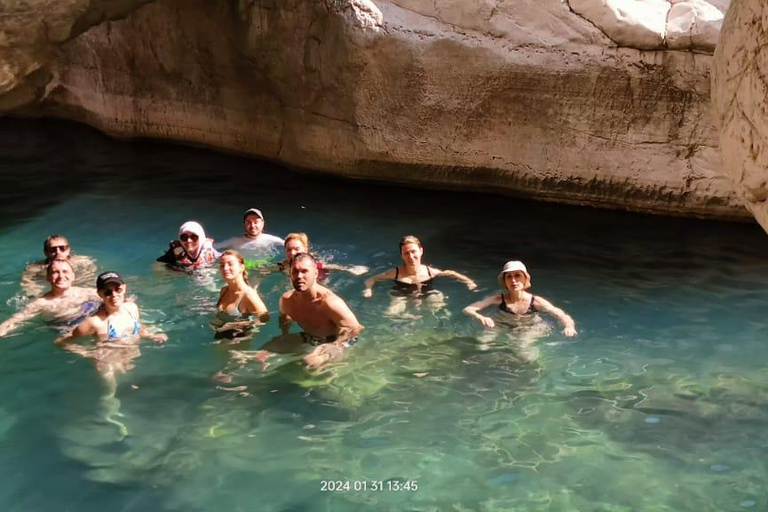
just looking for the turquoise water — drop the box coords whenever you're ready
[1,119,767,511]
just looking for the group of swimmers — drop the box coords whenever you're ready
[0,207,578,376]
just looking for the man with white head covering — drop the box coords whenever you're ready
[217,208,284,257]
[156,221,221,270]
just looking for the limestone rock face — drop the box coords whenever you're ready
[0,0,153,111]
[712,0,768,232]
[567,0,726,51]
[0,0,748,218]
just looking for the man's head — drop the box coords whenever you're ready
[43,235,71,262]
[243,208,265,239]
[290,252,318,292]
[46,259,75,291]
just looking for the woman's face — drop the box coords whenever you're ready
[504,271,527,291]
[100,284,126,309]
[219,255,243,281]
[285,239,308,262]
[180,231,201,255]
[400,243,423,266]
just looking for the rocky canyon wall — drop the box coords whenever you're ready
[0,0,747,219]
[712,0,768,234]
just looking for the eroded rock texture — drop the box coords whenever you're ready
[712,0,768,232]
[0,0,748,218]
[0,0,153,111]
[567,0,727,52]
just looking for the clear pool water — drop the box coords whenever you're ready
[1,119,767,511]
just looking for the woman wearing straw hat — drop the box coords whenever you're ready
[463,260,577,337]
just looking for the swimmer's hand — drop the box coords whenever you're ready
[563,326,577,337]
[304,344,343,369]
[348,265,369,276]
[477,315,495,329]
[362,288,372,298]
[466,280,478,290]
[149,333,168,343]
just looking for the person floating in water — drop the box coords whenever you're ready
[20,234,97,296]
[463,260,577,337]
[217,208,284,256]
[210,250,270,343]
[266,232,368,278]
[156,221,220,271]
[362,235,477,317]
[0,260,100,337]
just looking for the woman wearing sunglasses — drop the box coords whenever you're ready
[156,221,220,271]
[463,260,577,337]
[55,272,167,396]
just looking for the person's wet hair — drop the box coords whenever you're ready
[291,252,317,267]
[46,259,74,276]
[220,249,249,285]
[284,232,309,249]
[399,235,422,251]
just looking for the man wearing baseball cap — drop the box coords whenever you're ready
[216,208,284,256]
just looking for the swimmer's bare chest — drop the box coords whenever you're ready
[285,299,338,336]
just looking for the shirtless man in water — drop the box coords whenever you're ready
[20,234,97,296]
[0,260,100,337]
[243,252,363,369]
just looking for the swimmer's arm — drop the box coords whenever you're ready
[55,317,97,346]
[257,264,282,276]
[328,297,364,346]
[463,295,501,329]
[75,255,98,277]
[534,296,577,337]
[362,269,397,297]
[434,268,478,290]
[0,300,44,337]
[323,263,369,276]
[245,290,270,323]
[278,296,293,335]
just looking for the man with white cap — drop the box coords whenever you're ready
[463,260,577,337]
[217,208,284,256]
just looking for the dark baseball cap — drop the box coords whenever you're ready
[96,271,124,290]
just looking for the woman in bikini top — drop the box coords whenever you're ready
[463,260,577,337]
[211,250,269,340]
[362,235,477,298]
[55,271,167,346]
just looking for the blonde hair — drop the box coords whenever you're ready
[220,250,249,285]
[284,233,310,250]
[399,235,422,252]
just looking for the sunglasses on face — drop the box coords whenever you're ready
[180,233,199,242]
[47,245,69,253]
[102,287,124,297]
